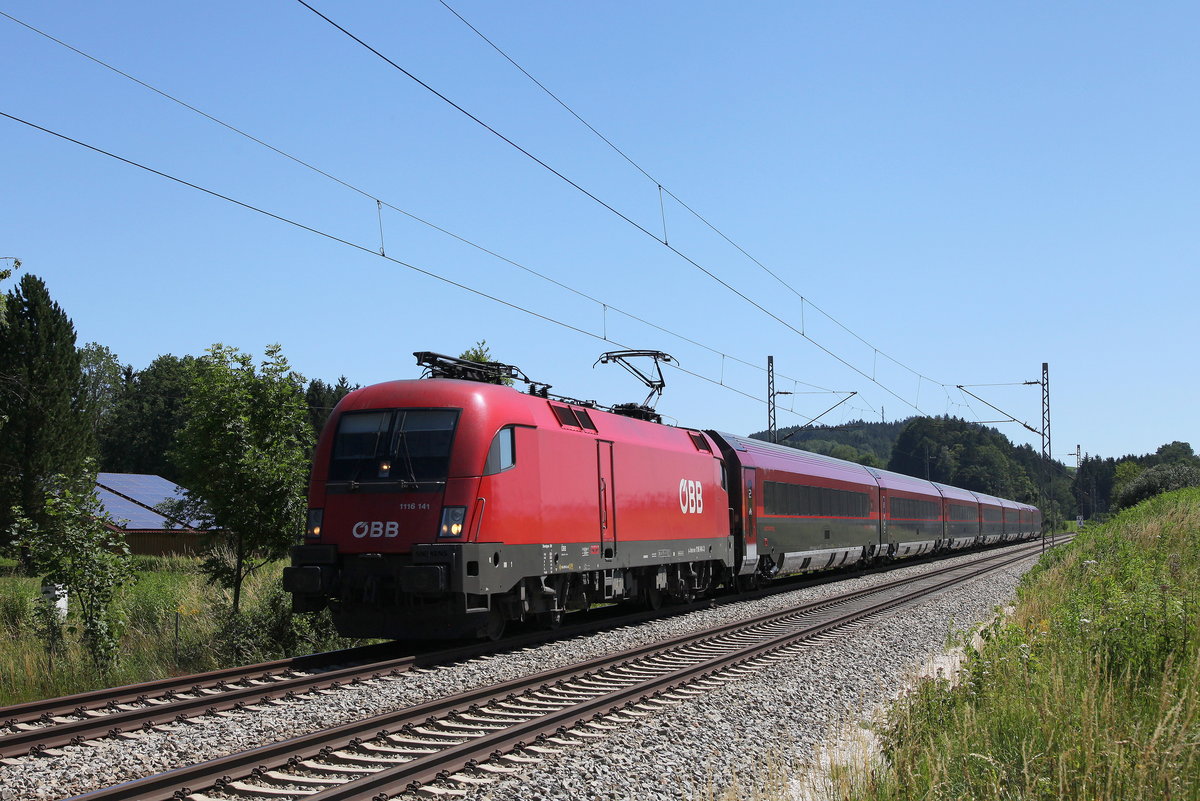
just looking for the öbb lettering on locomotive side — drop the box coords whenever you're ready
[284,352,1041,640]
[678,479,703,514]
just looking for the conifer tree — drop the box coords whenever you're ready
[0,274,95,552]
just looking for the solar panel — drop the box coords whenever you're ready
[94,486,172,530]
[97,473,181,506]
[95,473,206,530]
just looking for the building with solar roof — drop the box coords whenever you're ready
[96,473,215,556]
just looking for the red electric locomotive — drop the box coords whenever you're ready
[284,352,1041,640]
[285,353,732,639]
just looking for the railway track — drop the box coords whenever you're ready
[61,539,1053,801]
[0,641,409,760]
[0,539,1040,761]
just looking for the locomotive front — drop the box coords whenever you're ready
[283,378,528,639]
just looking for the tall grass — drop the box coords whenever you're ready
[810,489,1200,800]
[0,558,358,706]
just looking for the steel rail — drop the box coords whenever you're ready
[0,641,401,726]
[63,540,1053,801]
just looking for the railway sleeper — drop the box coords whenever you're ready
[261,771,343,787]
[224,779,316,798]
[293,759,375,775]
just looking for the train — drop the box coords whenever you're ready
[283,352,1042,640]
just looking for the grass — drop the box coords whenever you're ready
[0,557,359,706]
[800,489,1200,801]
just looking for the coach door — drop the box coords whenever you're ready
[738,467,759,576]
[879,488,889,542]
[597,441,616,560]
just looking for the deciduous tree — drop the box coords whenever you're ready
[79,342,125,442]
[13,464,133,672]
[170,344,312,613]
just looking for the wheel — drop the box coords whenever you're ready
[645,586,663,610]
[484,607,507,641]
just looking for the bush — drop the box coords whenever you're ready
[214,568,353,664]
[1113,462,1200,510]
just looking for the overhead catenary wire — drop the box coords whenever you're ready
[292,0,943,417]
[7,8,1039,437]
[434,0,950,395]
[0,109,849,425]
[0,9,837,396]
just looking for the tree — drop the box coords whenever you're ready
[1153,441,1198,466]
[99,354,197,481]
[0,274,95,553]
[1110,460,1144,507]
[0,257,18,326]
[13,464,133,672]
[305,375,355,446]
[170,344,312,613]
[459,340,513,385]
[1072,454,1116,518]
[79,343,125,442]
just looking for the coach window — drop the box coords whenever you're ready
[483,426,516,475]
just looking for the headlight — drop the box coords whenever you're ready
[306,509,324,539]
[439,506,467,538]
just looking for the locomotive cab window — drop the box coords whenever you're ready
[330,409,459,483]
[483,426,516,475]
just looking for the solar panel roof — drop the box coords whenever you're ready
[95,473,204,530]
[95,486,171,530]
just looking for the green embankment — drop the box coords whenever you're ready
[840,488,1200,800]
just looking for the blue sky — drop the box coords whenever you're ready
[3,1,1196,461]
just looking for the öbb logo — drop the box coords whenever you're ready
[678,479,703,514]
[352,521,400,538]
